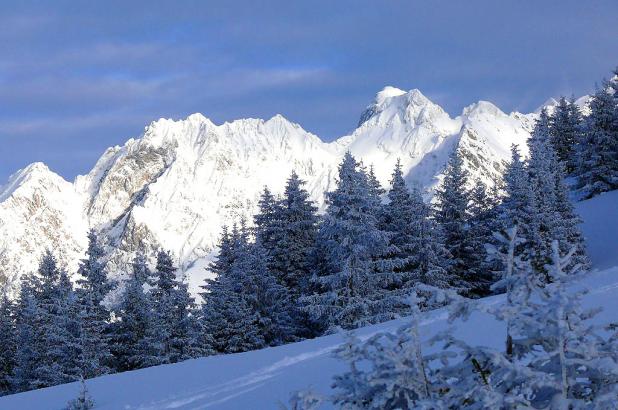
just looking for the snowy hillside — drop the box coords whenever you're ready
[0,87,544,294]
[1,190,615,410]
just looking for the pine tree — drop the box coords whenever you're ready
[150,250,202,363]
[466,181,499,297]
[550,97,583,173]
[17,251,80,389]
[273,172,319,298]
[499,145,541,267]
[366,164,386,219]
[13,278,40,393]
[76,230,113,379]
[528,111,588,273]
[150,250,179,362]
[111,253,158,371]
[203,275,262,354]
[0,291,16,396]
[233,240,296,346]
[254,186,285,258]
[301,152,390,330]
[57,270,82,384]
[169,277,203,362]
[201,227,265,353]
[381,160,452,313]
[577,83,618,198]
[433,150,473,293]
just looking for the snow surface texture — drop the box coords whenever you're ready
[1,87,546,295]
[0,192,615,410]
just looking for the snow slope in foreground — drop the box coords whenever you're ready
[1,193,617,410]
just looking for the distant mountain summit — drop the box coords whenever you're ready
[0,88,550,295]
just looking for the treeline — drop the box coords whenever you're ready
[0,67,616,397]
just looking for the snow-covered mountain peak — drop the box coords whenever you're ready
[0,163,87,295]
[375,85,406,104]
[0,162,70,202]
[358,87,442,128]
[535,97,560,114]
[461,100,506,119]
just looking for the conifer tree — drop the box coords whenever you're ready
[233,240,296,346]
[499,145,541,267]
[577,83,618,198]
[381,160,452,312]
[13,278,40,392]
[466,181,499,297]
[76,231,113,378]
[366,164,386,218]
[301,152,390,330]
[528,111,588,273]
[273,172,319,297]
[16,251,80,389]
[0,291,16,396]
[201,227,265,353]
[111,253,158,371]
[149,250,200,363]
[433,151,473,293]
[550,97,583,173]
[254,186,285,257]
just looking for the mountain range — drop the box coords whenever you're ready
[1,86,569,296]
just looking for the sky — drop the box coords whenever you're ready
[1,1,617,182]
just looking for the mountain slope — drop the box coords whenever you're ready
[0,163,88,293]
[0,87,537,293]
[1,191,615,409]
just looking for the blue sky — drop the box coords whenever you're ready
[1,1,617,181]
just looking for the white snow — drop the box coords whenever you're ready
[1,191,616,409]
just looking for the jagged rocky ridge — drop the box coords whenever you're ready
[0,87,544,295]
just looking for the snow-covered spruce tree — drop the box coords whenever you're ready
[252,174,320,338]
[0,290,16,396]
[498,145,542,268]
[577,82,618,199]
[76,230,114,378]
[272,171,319,298]
[277,172,320,338]
[65,377,94,410]
[111,252,158,371]
[300,152,391,331]
[433,150,474,294]
[200,225,263,354]
[550,97,584,174]
[465,181,499,297]
[56,269,83,384]
[232,239,296,346]
[12,278,40,393]
[21,251,81,389]
[366,165,386,218]
[380,160,452,313]
[149,250,201,364]
[254,186,285,262]
[528,110,588,273]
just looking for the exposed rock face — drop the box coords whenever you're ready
[0,87,544,295]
